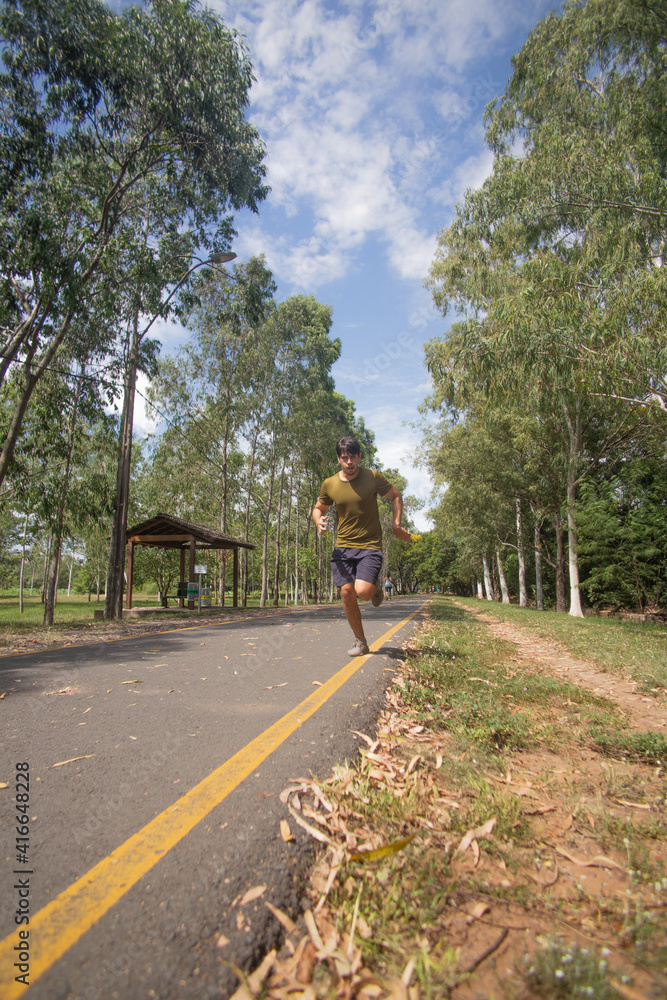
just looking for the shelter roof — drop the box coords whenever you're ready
[126,513,255,550]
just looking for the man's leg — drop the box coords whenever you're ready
[340,580,375,635]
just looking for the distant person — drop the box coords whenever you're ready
[384,574,394,599]
[312,436,411,656]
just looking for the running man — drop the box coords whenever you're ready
[312,436,411,656]
[384,574,394,599]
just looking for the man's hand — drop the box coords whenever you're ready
[392,525,412,541]
[312,502,331,535]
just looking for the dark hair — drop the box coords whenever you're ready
[336,435,361,457]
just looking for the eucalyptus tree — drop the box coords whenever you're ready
[254,296,340,606]
[0,0,268,616]
[160,257,276,531]
[423,416,519,601]
[424,0,667,615]
[481,0,667,411]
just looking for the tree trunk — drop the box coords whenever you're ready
[534,520,544,611]
[272,460,287,606]
[45,373,84,626]
[516,497,527,607]
[241,432,260,607]
[555,517,567,612]
[18,512,29,613]
[294,477,301,606]
[567,475,584,617]
[283,469,294,606]
[565,402,584,618]
[105,311,140,619]
[260,463,277,607]
[496,549,510,603]
[476,579,483,599]
[41,543,49,603]
[0,307,76,490]
[482,554,493,601]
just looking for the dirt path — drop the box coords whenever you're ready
[456,601,667,737]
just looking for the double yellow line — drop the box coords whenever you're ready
[0,603,426,997]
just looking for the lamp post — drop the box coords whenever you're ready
[105,251,237,619]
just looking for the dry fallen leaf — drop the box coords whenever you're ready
[52,754,95,768]
[264,900,297,935]
[552,845,625,872]
[280,819,294,842]
[454,817,496,857]
[288,805,333,845]
[239,884,267,907]
[349,834,416,863]
[121,679,141,685]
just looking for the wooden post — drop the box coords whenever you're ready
[125,540,134,610]
[233,547,239,608]
[179,546,186,608]
[188,537,196,609]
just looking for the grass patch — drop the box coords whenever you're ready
[401,599,643,763]
[591,728,667,766]
[0,593,270,627]
[451,596,667,692]
[520,941,622,999]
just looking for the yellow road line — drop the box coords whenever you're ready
[0,602,427,997]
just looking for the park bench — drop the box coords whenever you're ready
[160,581,190,608]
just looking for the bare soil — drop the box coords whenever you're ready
[462,603,667,738]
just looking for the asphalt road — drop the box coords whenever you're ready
[0,595,429,1000]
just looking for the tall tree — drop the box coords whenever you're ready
[1,0,268,618]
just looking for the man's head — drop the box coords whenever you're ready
[336,436,361,480]
[335,436,361,458]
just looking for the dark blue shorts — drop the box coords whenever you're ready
[331,547,383,588]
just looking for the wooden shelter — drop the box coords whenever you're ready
[125,513,255,610]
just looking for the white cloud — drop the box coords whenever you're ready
[133,373,161,438]
[210,0,514,288]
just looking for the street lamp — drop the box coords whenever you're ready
[210,251,237,264]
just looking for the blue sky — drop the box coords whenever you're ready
[113,0,556,528]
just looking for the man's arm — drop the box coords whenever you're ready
[385,486,412,541]
[312,499,331,536]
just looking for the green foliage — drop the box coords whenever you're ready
[577,458,667,610]
[423,0,667,613]
[0,0,267,487]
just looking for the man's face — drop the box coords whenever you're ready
[337,450,360,479]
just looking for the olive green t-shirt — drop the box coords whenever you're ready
[318,468,392,550]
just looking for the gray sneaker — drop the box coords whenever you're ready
[371,584,384,607]
[347,637,370,657]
